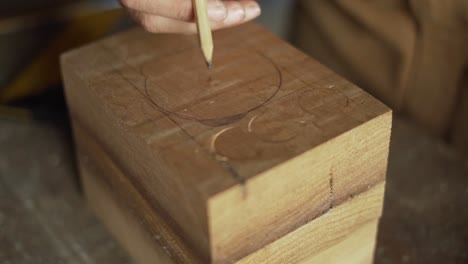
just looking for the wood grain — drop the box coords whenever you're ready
[300,220,378,264]
[2,117,467,263]
[74,120,201,263]
[76,120,385,264]
[62,22,392,263]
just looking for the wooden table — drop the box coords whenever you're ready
[0,116,467,263]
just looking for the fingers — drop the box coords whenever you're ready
[128,9,197,34]
[121,0,227,21]
[125,0,261,34]
[120,0,192,20]
[212,1,261,29]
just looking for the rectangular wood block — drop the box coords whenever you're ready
[76,127,383,263]
[61,23,392,263]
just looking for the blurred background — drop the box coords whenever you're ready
[0,1,467,263]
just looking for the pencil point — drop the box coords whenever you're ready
[207,61,212,69]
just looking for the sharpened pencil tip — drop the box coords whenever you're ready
[207,61,212,69]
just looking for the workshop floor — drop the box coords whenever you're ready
[0,96,467,263]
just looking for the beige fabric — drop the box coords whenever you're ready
[294,0,468,154]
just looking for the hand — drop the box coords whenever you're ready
[119,0,261,34]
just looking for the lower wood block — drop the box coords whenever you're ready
[77,123,385,264]
[301,220,378,264]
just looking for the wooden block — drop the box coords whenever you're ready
[61,23,392,263]
[77,121,384,264]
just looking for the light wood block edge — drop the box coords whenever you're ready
[77,131,385,264]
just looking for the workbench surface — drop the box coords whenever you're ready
[0,116,467,263]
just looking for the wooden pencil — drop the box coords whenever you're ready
[193,0,213,68]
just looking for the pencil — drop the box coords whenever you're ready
[193,0,213,69]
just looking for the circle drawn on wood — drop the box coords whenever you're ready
[298,88,349,118]
[249,98,307,143]
[250,115,303,143]
[213,126,258,161]
[141,46,282,126]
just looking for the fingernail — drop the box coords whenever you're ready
[245,2,261,19]
[208,0,227,22]
[224,3,245,24]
